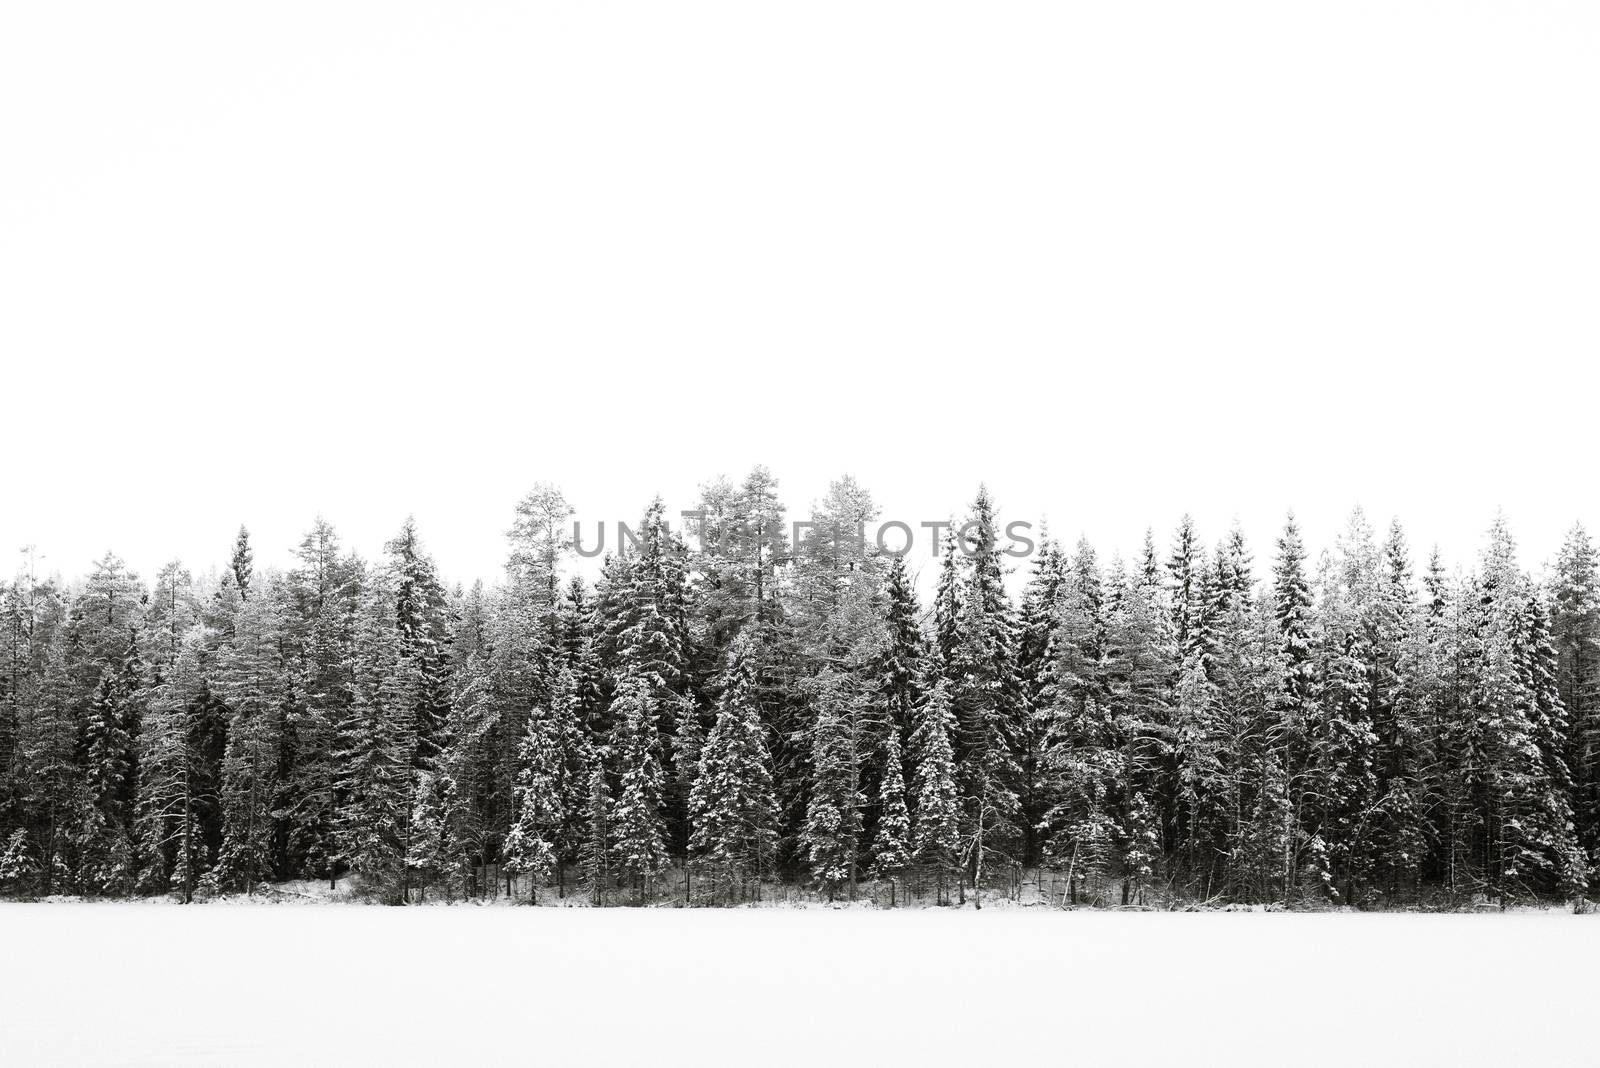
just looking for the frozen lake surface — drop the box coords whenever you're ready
[1,904,1592,1066]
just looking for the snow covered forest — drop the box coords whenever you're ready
[2,470,1597,910]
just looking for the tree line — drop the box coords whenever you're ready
[2,469,1596,908]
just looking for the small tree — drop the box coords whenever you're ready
[0,829,35,894]
[405,773,447,902]
[869,729,911,906]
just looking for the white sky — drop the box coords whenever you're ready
[3,2,1597,590]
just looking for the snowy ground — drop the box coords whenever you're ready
[2,904,1594,1066]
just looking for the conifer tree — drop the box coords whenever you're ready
[1169,515,1205,658]
[1311,629,1378,903]
[910,679,961,904]
[559,577,607,737]
[876,554,925,751]
[1102,539,1176,901]
[1551,523,1600,848]
[1274,513,1317,729]
[688,638,780,903]
[610,673,669,902]
[579,766,614,905]
[550,666,593,895]
[133,626,210,901]
[507,483,575,613]
[405,772,448,901]
[81,654,140,894]
[214,590,289,893]
[230,527,254,601]
[13,639,80,896]
[1016,534,1066,868]
[438,635,498,898]
[802,670,863,900]
[869,728,911,905]
[282,518,361,882]
[948,486,1024,905]
[933,528,963,672]
[335,585,415,903]
[387,518,452,768]
[504,701,563,903]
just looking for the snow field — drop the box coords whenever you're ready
[2,905,1594,1066]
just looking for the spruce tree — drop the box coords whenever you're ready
[214,590,288,893]
[133,626,210,901]
[1551,523,1600,849]
[503,701,563,903]
[687,638,779,903]
[948,486,1023,905]
[1016,534,1066,868]
[405,772,448,901]
[610,673,669,902]
[910,679,961,904]
[550,665,593,895]
[801,670,863,900]
[579,766,614,905]
[81,659,139,894]
[868,728,911,905]
[387,518,452,768]
[335,585,415,904]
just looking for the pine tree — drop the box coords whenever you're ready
[507,483,575,613]
[133,626,211,901]
[144,561,199,676]
[686,466,789,671]
[230,526,254,602]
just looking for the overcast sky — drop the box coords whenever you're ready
[3,2,1597,590]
